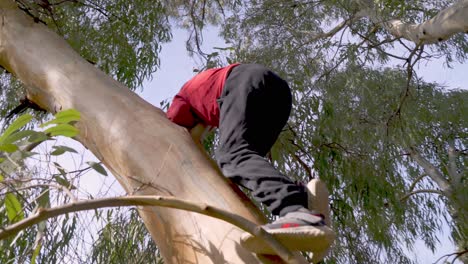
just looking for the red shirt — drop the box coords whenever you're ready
[167,64,240,128]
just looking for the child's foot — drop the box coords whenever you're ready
[240,208,335,261]
[306,179,332,227]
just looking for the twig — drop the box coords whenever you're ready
[291,152,313,180]
[0,195,305,264]
[408,174,427,193]
[400,189,443,202]
[433,249,468,264]
[0,183,77,202]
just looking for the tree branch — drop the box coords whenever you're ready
[0,195,306,264]
[447,140,461,184]
[299,15,362,44]
[400,189,443,202]
[408,147,451,193]
[408,174,427,193]
[356,0,468,44]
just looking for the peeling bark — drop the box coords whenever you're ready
[0,1,308,263]
[357,0,468,44]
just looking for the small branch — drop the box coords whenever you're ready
[0,195,305,264]
[408,174,427,193]
[400,189,443,202]
[300,15,362,44]
[0,183,77,202]
[291,151,313,180]
[386,43,423,134]
[433,249,468,264]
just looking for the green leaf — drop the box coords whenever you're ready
[0,174,3,181]
[45,124,79,137]
[28,131,48,143]
[50,145,79,156]
[31,220,46,264]
[31,239,42,264]
[41,109,81,127]
[37,188,50,208]
[0,114,33,143]
[53,162,67,177]
[54,175,77,190]
[0,143,19,153]
[5,193,24,222]
[3,130,36,145]
[0,158,4,163]
[87,161,108,176]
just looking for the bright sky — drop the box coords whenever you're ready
[48,26,465,263]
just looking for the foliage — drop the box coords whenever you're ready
[0,0,172,120]
[208,1,468,262]
[175,0,468,262]
[0,110,161,264]
[0,110,79,263]
[90,209,162,264]
[0,0,467,263]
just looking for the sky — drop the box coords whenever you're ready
[42,25,466,263]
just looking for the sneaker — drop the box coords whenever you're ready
[306,179,332,227]
[263,208,325,230]
[240,208,336,260]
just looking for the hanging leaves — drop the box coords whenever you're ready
[5,193,24,222]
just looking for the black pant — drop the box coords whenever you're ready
[216,64,307,216]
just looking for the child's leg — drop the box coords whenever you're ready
[216,64,307,216]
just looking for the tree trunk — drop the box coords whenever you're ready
[0,1,306,263]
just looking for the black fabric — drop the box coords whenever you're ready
[216,64,308,216]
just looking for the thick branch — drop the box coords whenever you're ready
[447,141,461,184]
[0,195,304,264]
[357,0,468,44]
[408,147,451,193]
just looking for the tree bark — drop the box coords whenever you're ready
[357,0,468,44]
[0,1,307,263]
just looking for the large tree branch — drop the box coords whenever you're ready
[0,195,307,264]
[447,140,462,184]
[408,147,451,193]
[0,1,310,262]
[356,0,468,44]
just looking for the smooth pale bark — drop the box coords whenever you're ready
[357,0,468,44]
[0,1,307,263]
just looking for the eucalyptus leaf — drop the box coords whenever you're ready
[2,130,36,145]
[86,161,108,176]
[0,143,18,153]
[5,193,24,222]
[50,145,78,156]
[28,131,48,143]
[41,109,81,127]
[45,124,79,137]
[54,175,77,190]
[0,114,33,143]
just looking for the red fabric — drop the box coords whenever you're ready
[167,63,240,128]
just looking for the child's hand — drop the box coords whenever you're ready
[190,123,212,144]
